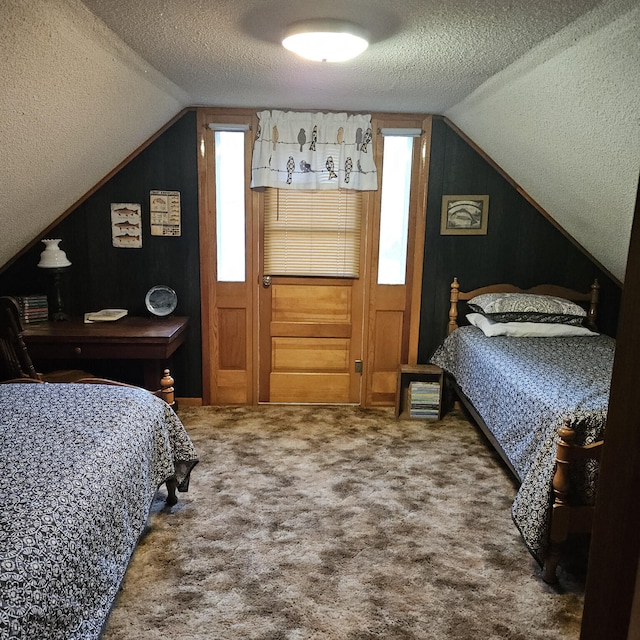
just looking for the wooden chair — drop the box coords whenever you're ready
[0,295,92,383]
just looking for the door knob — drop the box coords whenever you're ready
[262,275,272,288]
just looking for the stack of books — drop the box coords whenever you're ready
[409,380,440,419]
[15,294,49,323]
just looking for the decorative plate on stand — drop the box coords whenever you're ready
[145,285,177,317]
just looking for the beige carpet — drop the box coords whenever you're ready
[102,405,585,640]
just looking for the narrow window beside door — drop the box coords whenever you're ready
[377,136,414,285]
[215,130,246,282]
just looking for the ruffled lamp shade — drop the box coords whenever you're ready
[38,239,72,269]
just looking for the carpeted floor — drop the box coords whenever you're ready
[102,405,585,640]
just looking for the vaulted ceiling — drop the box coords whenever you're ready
[79,0,601,114]
[1,0,638,280]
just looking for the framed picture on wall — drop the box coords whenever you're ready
[440,195,489,235]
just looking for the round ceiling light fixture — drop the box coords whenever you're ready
[282,19,369,62]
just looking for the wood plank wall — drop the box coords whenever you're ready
[0,112,622,397]
[417,118,621,364]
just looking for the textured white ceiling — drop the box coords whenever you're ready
[0,0,189,270]
[447,0,640,283]
[78,0,601,113]
[77,0,640,282]
[1,0,638,282]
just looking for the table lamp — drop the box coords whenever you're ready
[38,238,71,321]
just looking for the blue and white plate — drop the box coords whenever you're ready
[145,285,177,317]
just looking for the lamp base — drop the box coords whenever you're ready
[46,267,70,322]
[50,310,70,322]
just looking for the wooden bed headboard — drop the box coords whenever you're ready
[447,278,600,334]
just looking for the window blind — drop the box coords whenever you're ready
[264,189,362,278]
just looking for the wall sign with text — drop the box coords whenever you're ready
[150,190,181,237]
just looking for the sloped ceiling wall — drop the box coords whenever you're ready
[0,0,189,269]
[0,0,637,282]
[446,0,640,283]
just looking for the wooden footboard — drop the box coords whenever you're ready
[74,368,176,406]
[543,419,603,583]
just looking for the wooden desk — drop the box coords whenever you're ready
[23,316,189,390]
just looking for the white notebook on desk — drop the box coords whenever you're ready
[84,309,128,323]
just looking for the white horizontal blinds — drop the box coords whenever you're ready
[264,189,362,278]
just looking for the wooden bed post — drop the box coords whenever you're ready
[544,417,603,583]
[544,419,574,583]
[159,368,179,505]
[159,369,175,407]
[448,278,460,334]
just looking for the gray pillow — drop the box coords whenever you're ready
[467,292,587,325]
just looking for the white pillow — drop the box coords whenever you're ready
[466,313,599,338]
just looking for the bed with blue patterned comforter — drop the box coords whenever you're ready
[0,382,198,640]
[430,326,615,564]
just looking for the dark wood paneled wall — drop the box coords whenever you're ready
[418,118,621,363]
[0,112,621,396]
[0,111,202,396]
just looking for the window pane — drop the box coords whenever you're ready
[215,131,246,282]
[377,137,413,285]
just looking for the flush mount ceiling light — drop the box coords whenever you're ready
[282,19,369,62]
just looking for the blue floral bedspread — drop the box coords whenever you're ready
[430,326,615,563]
[0,383,198,640]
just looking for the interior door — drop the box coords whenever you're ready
[197,109,430,407]
[259,276,364,403]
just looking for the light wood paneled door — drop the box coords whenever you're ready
[197,108,257,405]
[259,278,364,403]
[361,115,431,406]
[197,108,431,407]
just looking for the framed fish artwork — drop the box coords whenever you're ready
[111,203,142,248]
[440,195,489,235]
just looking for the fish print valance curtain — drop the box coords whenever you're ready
[251,110,378,191]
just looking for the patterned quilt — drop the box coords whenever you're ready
[430,326,615,563]
[0,383,198,640]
